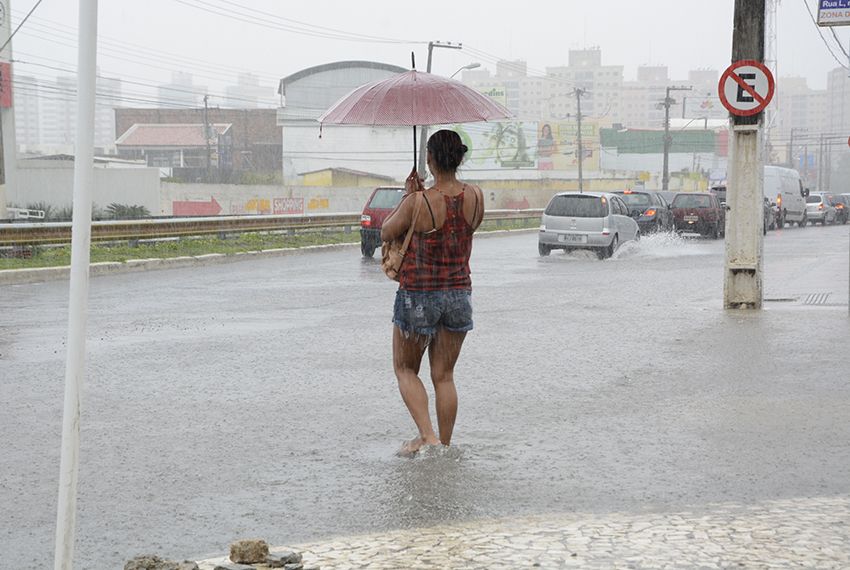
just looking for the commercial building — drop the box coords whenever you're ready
[276,60,410,184]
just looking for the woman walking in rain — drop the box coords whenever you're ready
[381,129,485,456]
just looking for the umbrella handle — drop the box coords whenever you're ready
[413,125,417,170]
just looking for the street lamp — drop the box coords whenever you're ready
[417,41,464,174]
[450,62,481,79]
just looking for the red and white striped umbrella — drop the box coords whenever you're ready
[318,70,511,126]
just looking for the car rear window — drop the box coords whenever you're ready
[805,195,822,204]
[672,194,711,208]
[368,189,404,209]
[545,195,608,218]
[619,193,652,207]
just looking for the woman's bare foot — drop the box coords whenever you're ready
[397,435,441,457]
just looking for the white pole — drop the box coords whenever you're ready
[53,1,98,569]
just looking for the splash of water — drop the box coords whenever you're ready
[612,231,715,260]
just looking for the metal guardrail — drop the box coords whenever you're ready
[0,209,544,246]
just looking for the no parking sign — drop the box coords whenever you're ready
[718,60,775,117]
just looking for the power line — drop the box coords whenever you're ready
[172,0,421,45]
[199,0,418,45]
[0,0,44,53]
[11,11,283,85]
[801,0,850,69]
[829,26,849,59]
[14,57,280,108]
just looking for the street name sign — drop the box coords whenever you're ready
[718,60,775,117]
[818,0,850,26]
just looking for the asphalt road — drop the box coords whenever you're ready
[2,225,849,569]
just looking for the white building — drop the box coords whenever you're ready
[14,75,41,149]
[157,71,205,109]
[545,48,623,123]
[224,72,276,109]
[37,72,123,153]
[620,66,669,130]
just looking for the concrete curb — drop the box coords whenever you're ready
[0,229,536,286]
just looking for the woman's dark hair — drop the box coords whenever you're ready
[427,129,468,173]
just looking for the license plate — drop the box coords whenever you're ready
[558,234,587,244]
[684,215,699,222]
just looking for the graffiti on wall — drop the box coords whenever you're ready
[274,197,304,214]
[228,197,305,215]
[307,198,329,211]
[172,197,222,216]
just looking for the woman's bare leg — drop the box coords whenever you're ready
[428,328,466,446]
[393,326,440,454]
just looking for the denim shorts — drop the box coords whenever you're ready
[393,289,473,337]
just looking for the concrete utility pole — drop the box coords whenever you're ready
[662,85,692,191]
[574,88,587,193]
[54,1,98,568]
[0,0,18,220]
[416,41,463,175]
[723,0,766,310]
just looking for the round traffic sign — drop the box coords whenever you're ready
[718,60,775,117]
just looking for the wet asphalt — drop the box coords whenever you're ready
[1,226,849,569]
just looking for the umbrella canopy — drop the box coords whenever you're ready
[318,69,511,127]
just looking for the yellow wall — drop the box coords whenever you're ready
[302,170,333,187]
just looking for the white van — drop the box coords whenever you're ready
[764,165,808,227]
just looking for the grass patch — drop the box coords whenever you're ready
[0,219,539,271]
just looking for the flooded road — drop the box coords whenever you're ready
[2,226,849,568]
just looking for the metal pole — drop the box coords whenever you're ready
[416,41,462,175]
[203,94,211,181]
[788,128,794,167]
[54,1,98,568]
[416,42,434,175]
[575,88,585,193]
[723,0,765,310]
[663,87,671,192]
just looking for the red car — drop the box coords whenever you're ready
[671,192,725,239]
[360,186,405,257]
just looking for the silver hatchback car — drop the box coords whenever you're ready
[538,192,640,259]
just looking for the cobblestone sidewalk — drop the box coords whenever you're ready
[198,495,850,569]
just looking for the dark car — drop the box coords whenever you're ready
[360,186,404,257]
[671,192,725,239]
[612,190,673,233]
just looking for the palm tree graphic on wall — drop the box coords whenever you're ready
[484,122,534,169]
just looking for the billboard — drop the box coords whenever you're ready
[477,86,507,107]
[450,120,600,172]
[453,122,537,170]
[818,0,850,26]
[536,121,600,172]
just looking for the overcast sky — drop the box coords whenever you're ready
[10,0,850,104]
